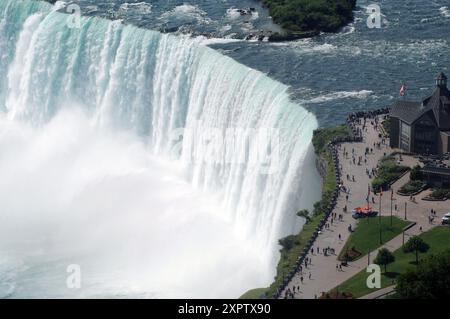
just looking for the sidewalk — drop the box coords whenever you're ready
[359,285,395,299]
[282,115,447,299]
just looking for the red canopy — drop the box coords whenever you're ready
[353,206,373,214]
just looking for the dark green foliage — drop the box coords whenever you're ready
[372,156,410,192]
[396,250,450,299]
[262,0,356,33]
[374,248,395,273]
[278,235,299,251]
[403,236,430,265]
[296,209,311,224]
[430,188,450,200]
[410,165,423,181]
[398,180,425,195]
[381,118,391,135]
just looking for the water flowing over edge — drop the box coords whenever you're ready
[0,0,320,298]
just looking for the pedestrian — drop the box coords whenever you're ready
[309,273,311,280]
[336,264,338,271]
[300,276,303,283]
[338,234,341,240]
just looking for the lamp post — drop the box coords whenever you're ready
[390,189,393,226]
[379,192,382,244]
[404,202,407,220]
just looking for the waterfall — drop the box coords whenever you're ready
[0,0,320,298]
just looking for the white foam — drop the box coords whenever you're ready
[226,8,259,21]
[119,2,152,15]
[160,4,212,25]
[0,0,320,298]
[307,90,373,103]
[439,6,450,18]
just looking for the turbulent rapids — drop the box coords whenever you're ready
[0,0,319,298]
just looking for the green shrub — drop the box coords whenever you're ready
[297,209,311,224]
[430,188,450,200]
[410,165,423,181]
[372,157,409,192]
[396,250,450,299]
[399,180,425,195]
[278,235,299,251]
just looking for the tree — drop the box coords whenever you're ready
[403,236,430,265]
[296,209,311,224]
[374,248,395,273]
[278,235,298,251]
[396,250,450,298]
[410,165,423,181]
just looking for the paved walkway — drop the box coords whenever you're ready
[282,116,449,299]
[359,285,395,299]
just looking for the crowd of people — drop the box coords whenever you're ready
[279,108,391,299]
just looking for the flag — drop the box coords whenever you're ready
[400,84,406,96]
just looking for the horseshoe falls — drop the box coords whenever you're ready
[0,0,320,298]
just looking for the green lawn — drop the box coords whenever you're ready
[339,216,412,261]
[240,288,268,299]
[336,226,450,298]
[312,124,352,154]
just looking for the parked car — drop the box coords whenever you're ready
[442,212,450,225]
[352,207,379,219]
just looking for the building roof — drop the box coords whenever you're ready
[390,100,423,124]
[422,85,450,129]
[391,72,450,129]
[437,72,448,81]
[422,165,450,177]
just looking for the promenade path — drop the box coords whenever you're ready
[282,116,449,299]
[359,285,395,299]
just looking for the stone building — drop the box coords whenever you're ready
[390,72,450,155]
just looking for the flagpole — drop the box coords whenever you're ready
[367,184,371,224]
[379,192,382,244]
[390,189,393,226]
